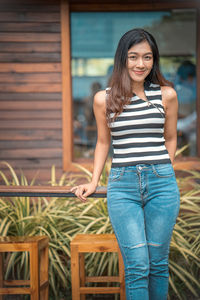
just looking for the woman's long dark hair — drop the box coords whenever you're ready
[106,28,173,123]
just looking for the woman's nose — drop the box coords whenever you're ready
[136,58,144,67]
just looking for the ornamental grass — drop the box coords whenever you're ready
[0,161,199,299]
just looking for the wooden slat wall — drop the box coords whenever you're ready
[0,0,64,183]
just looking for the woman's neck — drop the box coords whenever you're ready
[132,81,145,94]
[132,81,148,101]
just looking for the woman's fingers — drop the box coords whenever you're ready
[71,185,88,202]
[70,186,78,192]
[77,186,87,202]
[83,189,93,197]
[70,184,96,202]
[70,183,96,202]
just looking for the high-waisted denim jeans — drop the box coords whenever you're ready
[107,163,180,300]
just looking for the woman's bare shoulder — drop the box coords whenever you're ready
[161,86,177,102]
[93,90,107,108]
[161,86,178,111]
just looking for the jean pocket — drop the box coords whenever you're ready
[152,164,174,178]
[108,168,124,182]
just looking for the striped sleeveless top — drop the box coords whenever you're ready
[108,83,171,168]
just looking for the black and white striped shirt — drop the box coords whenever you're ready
[108,83,171,168]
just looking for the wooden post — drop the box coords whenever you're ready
[118,248,126,300]
[79,253,86,300]
[39,244,49,300]
[0,253,3,300]
[71,244,80,300]
[197,7,200,156]
[30,244,40,300]
[61,0,73,171]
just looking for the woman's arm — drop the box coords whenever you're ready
[71,90,111,201]
[90,90,111,187]
[161,86,178,164]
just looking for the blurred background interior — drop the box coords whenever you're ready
[70,10,197,159]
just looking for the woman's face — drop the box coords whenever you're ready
[127,40,153,84]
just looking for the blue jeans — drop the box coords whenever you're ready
[107,164,180,300]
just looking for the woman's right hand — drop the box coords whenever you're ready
[70,182,97,202]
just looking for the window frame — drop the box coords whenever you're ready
[61,0,200,171]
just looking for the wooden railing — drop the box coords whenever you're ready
[0,186,107,198]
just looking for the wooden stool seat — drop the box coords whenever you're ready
[70,234,125,300]
[0,236,49,300]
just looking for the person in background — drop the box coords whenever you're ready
[84,82,102,128]
[174,60,197,155]
[175,60,196,117]
[71,28,180,300]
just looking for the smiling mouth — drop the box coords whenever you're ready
[134,70,146,75]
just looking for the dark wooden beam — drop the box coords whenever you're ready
[69,0,200,11]
[0,185,107,198]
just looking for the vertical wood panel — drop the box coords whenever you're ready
[197,7,200,156]
[0,0,63,183]
[61,0,73,170]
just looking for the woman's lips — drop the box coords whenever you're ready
[134,70,145,75]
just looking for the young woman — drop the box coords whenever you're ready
[71,28,180,300]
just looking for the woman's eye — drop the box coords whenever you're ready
[145,56,152,60]
[128,56,136,60]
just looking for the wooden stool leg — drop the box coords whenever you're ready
[40,245,49,300]
[30,245,40,300]
[71,244,80,300]
[118,248,126,300]
[0,253,3,300]
[79,253,86,300]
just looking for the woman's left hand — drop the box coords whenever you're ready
[70,182,97,202]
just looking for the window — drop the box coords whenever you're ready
[70,10,197,159]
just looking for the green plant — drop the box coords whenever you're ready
[168,170,200,299]
[0,162,79,298]
[0,161,200,299]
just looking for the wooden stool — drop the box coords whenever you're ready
[70,234,125,300]
[0,236,49,300]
